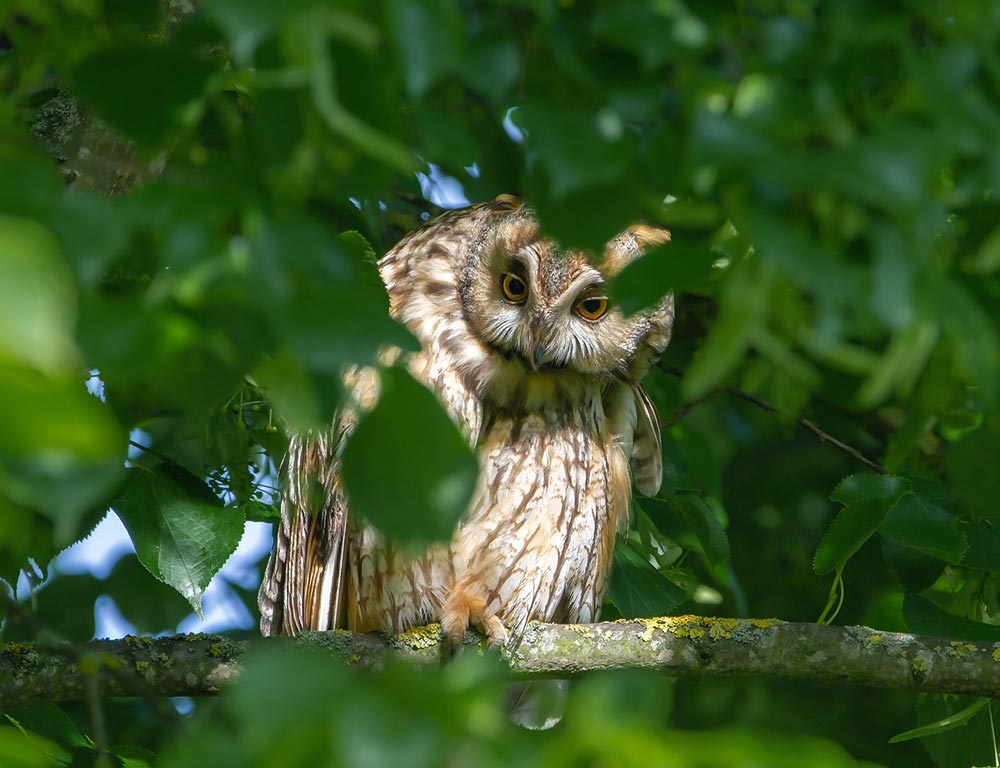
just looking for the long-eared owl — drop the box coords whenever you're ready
[258,195,673,646]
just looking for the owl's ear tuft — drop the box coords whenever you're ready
[628,224,671,250]
[602,224,671,275]
[489,194,524,214]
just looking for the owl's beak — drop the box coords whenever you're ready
[531,348,545,370]
[527,319,547,370]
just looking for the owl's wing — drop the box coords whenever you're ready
[605,383,663,498]
[258,428,353,636]
[630,385,663,497]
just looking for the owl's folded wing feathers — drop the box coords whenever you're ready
[258,367,380,636]
[631,385,663,497]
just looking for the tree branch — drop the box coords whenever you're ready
[3,617,998,707]
[659,362,887,474]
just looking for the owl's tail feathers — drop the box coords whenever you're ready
[507,680,568,730]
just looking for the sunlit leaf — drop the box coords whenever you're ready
[114,466,244,615]
[0,726,60,768]
[0,215,78,372]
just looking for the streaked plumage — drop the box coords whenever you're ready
[259,195,673,646]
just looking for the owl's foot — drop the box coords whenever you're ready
[440,586,508,655]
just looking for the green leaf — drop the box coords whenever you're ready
[0,366,126,545]
[0,215,79,372]
[4,574,103,644]
[902,594,1000,643]
[0,726,60,768]
[608,543,687,618]
[608,240,716,315]
[459,39,520,103]
[889,699,989,743]
[912,696,998,767]
[341,367,477,544]
[3,704,89,762]
[517,106,631,199]
[73,43,214,145]
[0,504,56,587]
[113,466,245,615]
[108,745,157,768]
[387,0,461,98]
[46,193,130,288]
[680,259,767,399]
[254,349,332,433]
[880,494,967,564]
[277,287,418,372]
[813,496,897,576]
[738,202,857,306]
[960,521,1000,573]
[947,420,1000,520]
[525,178,643,252]
[917,275,999,404]
[971,222,1000,273]
[591,6,676,69]
[3,457,124,549]
[104,554,194,633]
[643,495,730,567]
[202,0,310,62]
[829,474,910,506]
[881,538,944,593]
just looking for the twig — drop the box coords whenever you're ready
[128,440,177,466]
[659,362,886,474]
[2,617,999,705]
[83,669,108,764]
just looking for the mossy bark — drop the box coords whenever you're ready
[3,617,999,706]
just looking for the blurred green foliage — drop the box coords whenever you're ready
[1,0,999,765]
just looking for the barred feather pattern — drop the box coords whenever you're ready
[259,196,673,644]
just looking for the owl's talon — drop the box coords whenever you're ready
[483,613,508,647]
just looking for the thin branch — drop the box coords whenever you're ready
[659,362,886,474]
[83,669,107,764]
[2,617,999,706]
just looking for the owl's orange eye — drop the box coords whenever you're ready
[575,296,608,321]
[501,273,528,303]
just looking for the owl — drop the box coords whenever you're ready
[258,195,673,648]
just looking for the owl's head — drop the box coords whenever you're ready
[459,203,673,380]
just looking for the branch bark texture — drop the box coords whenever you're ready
[3,616,998,707]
